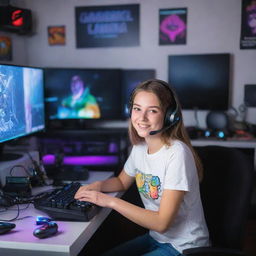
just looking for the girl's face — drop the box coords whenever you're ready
[131,91,164,138]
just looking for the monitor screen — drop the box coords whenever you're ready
[168,53,230,110]
[121,69,156,117]
[0,64,45,144]
[44,68,122,121]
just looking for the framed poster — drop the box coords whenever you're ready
[240,0,256,49]
[48,26,66,46]
[0,36,12,61]
[159,8,187,45]
[75,4,139,48]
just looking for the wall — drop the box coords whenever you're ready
[3,0,256,128]
[0,0,28,64]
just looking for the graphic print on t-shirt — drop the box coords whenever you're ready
[135,169,161,199]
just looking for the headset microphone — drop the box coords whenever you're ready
[149,126,170,135]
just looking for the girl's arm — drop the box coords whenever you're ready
[75,187,185,233]
[113,189,185,233]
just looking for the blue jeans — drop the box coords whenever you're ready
[101,233,184,256]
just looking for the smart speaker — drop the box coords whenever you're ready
[206,111,229,130]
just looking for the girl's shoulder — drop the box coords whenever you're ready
[168,139,188,150]
[166,140,192,156]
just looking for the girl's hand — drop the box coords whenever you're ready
[75,190,115,208]
[75,181,102,198]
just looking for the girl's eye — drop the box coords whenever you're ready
[149,109,158,113]
[133,107,140,111]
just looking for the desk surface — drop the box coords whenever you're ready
[0,171,120,256]
[191,138,256,148]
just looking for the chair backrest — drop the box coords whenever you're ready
[195,146,254,250]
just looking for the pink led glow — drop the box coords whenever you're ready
[42,154,118,166]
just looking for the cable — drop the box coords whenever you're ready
[0,188,55,206]
[9,164,30,177]
[26,151,46,186]
[0,200,33,222]
[0,204,20,222]
[16,215,33,221]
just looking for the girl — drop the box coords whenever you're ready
[75,79,210,256]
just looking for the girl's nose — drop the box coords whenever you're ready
[139,110,148,120]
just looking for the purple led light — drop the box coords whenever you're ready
[42,154,55,164]
[42,154,118,165]
[108,142,118,153]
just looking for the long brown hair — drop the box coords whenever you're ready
[128,79,203,181]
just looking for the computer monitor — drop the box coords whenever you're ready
[44,68,122,124]
[121,69,156,117]
[168,53,230,110]
[0,64,45,160]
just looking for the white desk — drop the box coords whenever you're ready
[191,138,256,170]
[0,171,122,256]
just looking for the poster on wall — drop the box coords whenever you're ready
[48,26,66,46]
[75,4,139,48]
[240,0,256,49]
[159,8,187,45]
[0,36,12,61]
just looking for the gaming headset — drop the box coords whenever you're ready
[129,79,181,135]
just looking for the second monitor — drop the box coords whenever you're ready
[44,68,122,122]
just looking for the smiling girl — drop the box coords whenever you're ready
[75,79,210,256]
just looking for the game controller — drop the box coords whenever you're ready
[33,221,58,239]
[0,222,16,234]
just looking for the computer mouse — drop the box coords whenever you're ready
[0,222,16,234]
[33,222,58,239]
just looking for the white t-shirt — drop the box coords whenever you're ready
[124,140,210,253]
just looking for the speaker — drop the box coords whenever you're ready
[206,111,229,130]
[0,5,32,34]
[205,111,229,139]
[244,84,256,107]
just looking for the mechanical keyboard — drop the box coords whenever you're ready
[33,182,100,221]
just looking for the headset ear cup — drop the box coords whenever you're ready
[164,108,172,127]
[125,103,131,117]
[164,106,180,127]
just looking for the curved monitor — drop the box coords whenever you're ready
[44,68,122,121]
[168,53,230,110]
[0,64,45,160]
